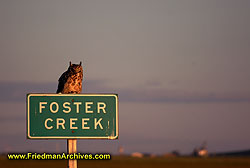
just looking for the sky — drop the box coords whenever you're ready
[0,0,250,155]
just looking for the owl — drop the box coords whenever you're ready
[56,62,83,94]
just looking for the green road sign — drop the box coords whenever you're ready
[27,94,118,139]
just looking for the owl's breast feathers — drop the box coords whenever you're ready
[56,70,83,94]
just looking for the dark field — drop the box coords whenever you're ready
[1,156,250,168]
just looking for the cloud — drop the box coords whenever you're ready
[0,81,250,103]
[118,88,250,103]
[0,81,57,102]
[0,80,112,102]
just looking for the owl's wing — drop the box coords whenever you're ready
[56,72,68,93]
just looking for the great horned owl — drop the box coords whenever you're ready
[56,62,83,94]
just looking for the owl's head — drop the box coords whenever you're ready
[68,61,83,74]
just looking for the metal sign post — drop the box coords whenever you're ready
[68,139,77,168]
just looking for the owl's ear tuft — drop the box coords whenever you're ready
[69,61,72,66]
[80,61,82,66]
